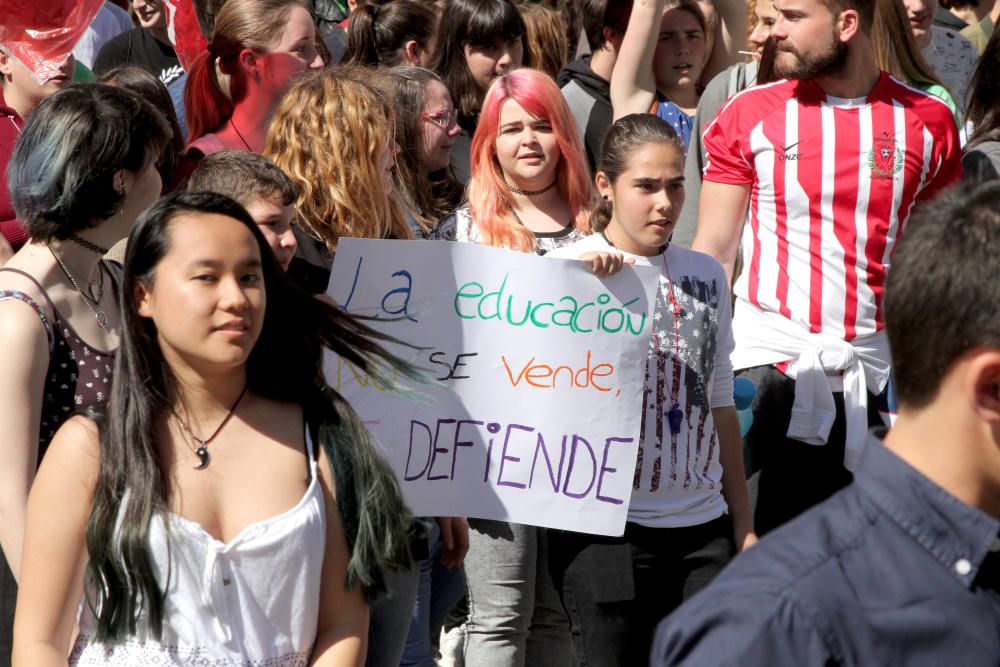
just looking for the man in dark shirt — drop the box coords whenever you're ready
[94,0,183,85]
[558,0,631,173]
[652,182,1000,666]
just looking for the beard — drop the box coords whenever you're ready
[774,32,849,80]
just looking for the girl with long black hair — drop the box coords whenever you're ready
[0,83,169,664]
[12,192,418,665]
[432,0,532,183]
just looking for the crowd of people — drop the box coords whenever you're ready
[2,0,1000,664]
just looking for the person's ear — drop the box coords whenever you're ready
[595,171,614,202]
[237,48,261,82]
[135,281,154,318]
[0,50,13,79]
[404,39,423,66]
[837,9,861,42]
[966,350,1000,424]
[603,26,624,51]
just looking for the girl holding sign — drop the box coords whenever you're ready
[436,67,598,667]
[546,114,755,665]
[434,68,592,257]
[13,192,416,664]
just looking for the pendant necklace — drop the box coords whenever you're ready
[47,242,110,334]
[173,384,249,469]
[601,230,685,434]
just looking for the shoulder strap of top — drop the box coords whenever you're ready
[0,289,55,348]
[0,268,57,348]
[0,267,59,311]
[305,422,320,483]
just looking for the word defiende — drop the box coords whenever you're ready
[405,417,634,505]
[454,273,647,336]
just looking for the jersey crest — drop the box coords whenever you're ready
[868,132,904,178]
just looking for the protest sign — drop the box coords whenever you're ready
[323,239,660,536]
[0,0,102,84]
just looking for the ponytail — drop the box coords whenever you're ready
[343,0,436,68]
[590,196,613,232]
[344,5,382,66]
[183,50,235,143]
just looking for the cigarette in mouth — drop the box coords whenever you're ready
[738,50,756,56]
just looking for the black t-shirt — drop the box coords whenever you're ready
[94,28,184,86]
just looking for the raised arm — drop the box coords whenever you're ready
[311,447,369,667]
[12,416,100,666]
[701,0,749,82]
[692,180,750,283]
[0,300,53,582]
[610,0,668,120]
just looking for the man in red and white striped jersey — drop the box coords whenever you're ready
[693,0,961,534]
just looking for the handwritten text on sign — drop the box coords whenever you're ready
[324,239,659,536]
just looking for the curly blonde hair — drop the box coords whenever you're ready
[263,66,412,251]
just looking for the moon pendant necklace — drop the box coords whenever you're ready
[173,385,249,469]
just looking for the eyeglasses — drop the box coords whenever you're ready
[421,108,459,129]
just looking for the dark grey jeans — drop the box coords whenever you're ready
[548,515,735,667]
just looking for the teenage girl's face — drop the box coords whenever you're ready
[494,97,561,190]
[242,195,297,272]
[255,5,324,98]
[463,36,523,93]
[137,214,266,375]
[598,142,685,256]
[653,8,707,94]
[749,1,779,53]
[419,80,461,172]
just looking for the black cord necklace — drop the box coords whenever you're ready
[507,179,558,196]
[230,118,253,151]
[173,385,250,469]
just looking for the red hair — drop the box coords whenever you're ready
[467,68,593,251]
[183,0,306,143]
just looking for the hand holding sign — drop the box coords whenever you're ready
[324,239,660,536]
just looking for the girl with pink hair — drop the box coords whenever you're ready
[435,68,592,258]
[434,67,598,667]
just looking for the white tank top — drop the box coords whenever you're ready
[70,430,325,666]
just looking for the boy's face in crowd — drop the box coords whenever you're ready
[750,1,779,54]
[0,49,75,116]
[242,195,298,272]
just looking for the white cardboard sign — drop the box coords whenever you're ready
[323,239,659,536]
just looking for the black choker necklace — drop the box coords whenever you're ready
[507,179,558,196]
[68,234,109,256]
